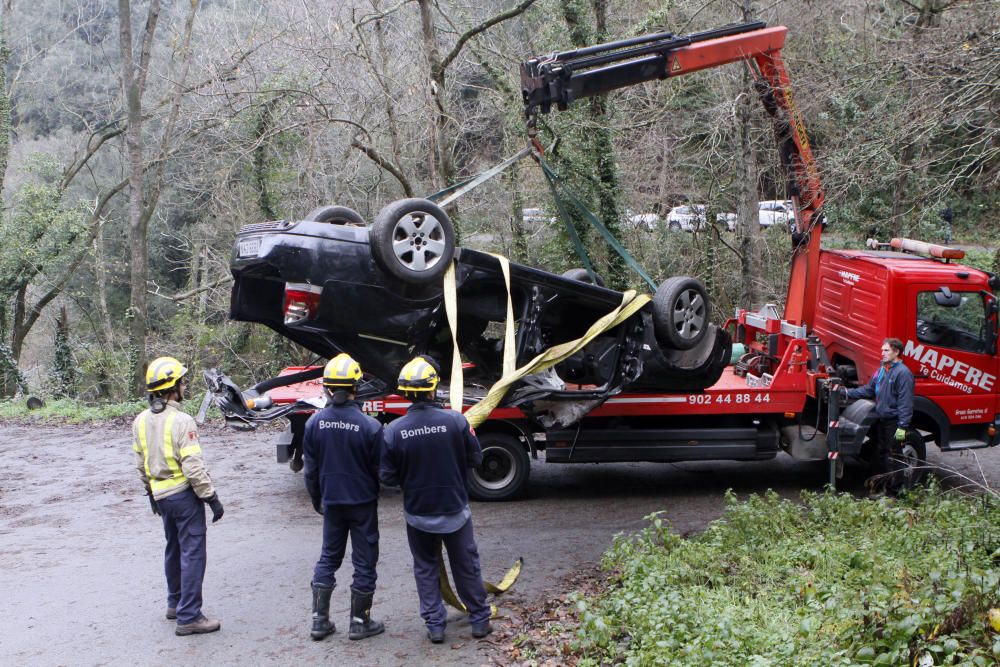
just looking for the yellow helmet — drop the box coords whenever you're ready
[323,353,362,388]
[146,356,188,392]
[397,356,439,393]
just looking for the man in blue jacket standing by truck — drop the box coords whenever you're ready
[303,353,385,641]
[380,355,493,644]
[847,337,916,493]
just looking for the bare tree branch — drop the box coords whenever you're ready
[149,276,232,302]
[439,0,538,74]
[351,136,415,196]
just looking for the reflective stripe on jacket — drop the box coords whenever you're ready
[132,401,215,501]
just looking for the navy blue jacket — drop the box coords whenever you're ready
[847,360,915,428]
[303,399,383,507]
[380,402,483,516]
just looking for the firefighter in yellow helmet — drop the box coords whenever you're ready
[132,356,224,636]
[379,355,492,643]
[302,353,385,641]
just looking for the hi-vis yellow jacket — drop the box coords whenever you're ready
[132,401,215,501]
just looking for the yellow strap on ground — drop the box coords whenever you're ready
[438,541,523,616]
[463,290,652,429]
[436,260,647,612]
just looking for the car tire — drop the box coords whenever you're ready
[668,221,681,231]
[304,205,366,225]
[468,432,530,501]
[371,198,456,284]
[561,268,606,287]
[652,276,709,350]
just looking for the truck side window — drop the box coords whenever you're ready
[915,291,987,354]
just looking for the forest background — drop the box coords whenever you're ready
[0,0,996,401]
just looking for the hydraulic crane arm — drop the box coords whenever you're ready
[521,22,825,327]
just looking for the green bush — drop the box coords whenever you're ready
[578,486,1000,666]
[0,397,146,423]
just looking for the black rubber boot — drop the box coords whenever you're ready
[310,584,336,640]
[348,588,385,640]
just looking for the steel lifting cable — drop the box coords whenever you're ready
[425,146,534,207]
[534,154,658,291]
[424,136,658,292]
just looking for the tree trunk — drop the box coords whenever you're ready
[10,283,26,361]
[118,0,161,392]
[561,0,625,288]
[737,1,760,310]
[507,162,529,263]
[93,222,116,347]
[0,1,12,358]
[0,0,11,199]
[373,14,403,169]
[417,0,453,189]
[413,0,537,227]
[253,99,279,220]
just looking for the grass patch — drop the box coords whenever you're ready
[0,397,148,424]
[575,486,1000,666]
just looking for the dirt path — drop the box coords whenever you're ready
[2,421,998,666]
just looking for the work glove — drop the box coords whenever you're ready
[147,491,161,516]
[204,493,225,523]
[311,496,324,516]
[894,428,907,442]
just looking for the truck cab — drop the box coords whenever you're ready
[814,247,1000,452]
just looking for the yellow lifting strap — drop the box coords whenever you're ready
[442,257,651,427]
[437,256,650,610]
[443,255,516,414]
[463,286,651,429]
[438,542,523,616]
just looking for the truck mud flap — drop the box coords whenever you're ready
[275,426,295,463]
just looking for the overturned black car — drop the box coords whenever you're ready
[228,198,730,416]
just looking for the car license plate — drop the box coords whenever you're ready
[238,237,261,258]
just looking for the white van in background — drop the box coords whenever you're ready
[758,200,794,228]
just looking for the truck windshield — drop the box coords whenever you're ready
[915,291,988,354]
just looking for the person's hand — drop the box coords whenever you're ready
[204,493,225,522]
[895,428,907,442]
[147,491,161,516]
[311,497,324,516]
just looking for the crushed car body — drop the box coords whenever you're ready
[223,197,730,426]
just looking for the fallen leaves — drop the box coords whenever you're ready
[480,563,615,667]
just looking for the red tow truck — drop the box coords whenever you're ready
[206,22,999,500]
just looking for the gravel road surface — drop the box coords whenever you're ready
[2,421,998,666]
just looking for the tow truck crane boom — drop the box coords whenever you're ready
[521,21,825,328]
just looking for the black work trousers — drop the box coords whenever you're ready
[873,418,905,492]
[312,501,379,593]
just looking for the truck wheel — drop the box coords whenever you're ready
[468,432,530,501]
[861,431,927,490]
[652,276,709,350]
[897,431,927,489]
[304,205,366,225]
[371,198,455,284]
[561,268,606,287]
